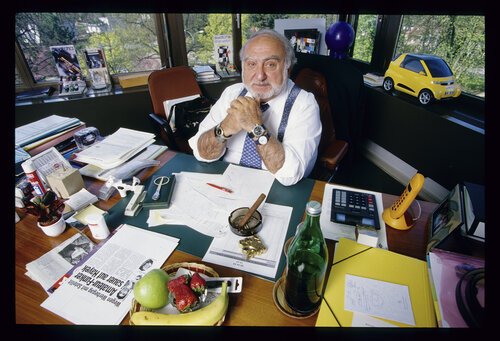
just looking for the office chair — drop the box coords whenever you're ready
[147,66,203,154]
[292,67,349,181]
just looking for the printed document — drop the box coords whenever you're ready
[40,224,179,325]
[25,233,95,293]
[344,274,415,326]
[74,128,155,169]
[15,115,82,147]
[202,203,292,279]
[147,165,276,238]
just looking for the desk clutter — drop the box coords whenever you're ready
[15,125,485,326]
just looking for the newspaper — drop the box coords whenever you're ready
[40,224,179,325]
[25,233,95,293]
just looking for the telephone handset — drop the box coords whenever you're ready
[382,173,425,230]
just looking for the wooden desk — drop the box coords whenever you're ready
[15,151,438,326]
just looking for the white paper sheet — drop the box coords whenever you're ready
[344,274,415,326]
[147,166,276,238]
[320,183,388,249]
[202,203,292,279]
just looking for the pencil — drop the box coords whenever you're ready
[206,182,233,193]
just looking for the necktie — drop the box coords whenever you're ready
[239,103,269,169]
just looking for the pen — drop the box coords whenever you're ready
[206,182,233,193]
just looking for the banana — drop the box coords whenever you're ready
[131,280,228,326]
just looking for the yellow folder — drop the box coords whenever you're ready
[316,238,437,327]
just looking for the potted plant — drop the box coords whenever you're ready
[22,190,66,236]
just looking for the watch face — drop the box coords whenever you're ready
[258,135,268,145]
[215,126,223,136]
[253,125,265,137]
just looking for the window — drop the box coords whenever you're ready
[402,56,425,74]
[352,14,377,63]
[183,13,234,66]
[241,14,338,50]
[395,15,485,98]
[15,13,163,87]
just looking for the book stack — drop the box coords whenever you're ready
[192,65,221,82]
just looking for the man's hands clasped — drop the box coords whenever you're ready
[222,96,264,136]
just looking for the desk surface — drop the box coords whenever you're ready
[15,150,438,326]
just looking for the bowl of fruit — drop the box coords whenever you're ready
[129,262,229,326]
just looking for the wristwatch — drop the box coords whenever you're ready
[248,124,270,145]
[214,123,232,143]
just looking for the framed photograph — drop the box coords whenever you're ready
[427,184,465,252]
[84,48,107,69]
[50,45,82,77]
[84,48,110,89]
[284,29,321,54]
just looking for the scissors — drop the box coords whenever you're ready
[152,176,170,200]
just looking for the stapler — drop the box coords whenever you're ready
[107,176,146,216]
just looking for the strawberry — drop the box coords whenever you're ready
[190,272,206,295]
[173,283,199,313]
[167,274,189,293]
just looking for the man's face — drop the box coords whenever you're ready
[242,35,288,102]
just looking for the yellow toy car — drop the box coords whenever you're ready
[383,53,461,105]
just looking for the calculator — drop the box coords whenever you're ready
[330,189,380,230]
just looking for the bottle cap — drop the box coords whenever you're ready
[306,201,322,216]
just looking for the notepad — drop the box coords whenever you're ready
[316,238,437,327]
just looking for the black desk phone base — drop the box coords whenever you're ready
[330,188,380,230]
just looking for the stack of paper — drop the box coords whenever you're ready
[15,115,82,148]
[73,128,155,169]
[192,65,221,82]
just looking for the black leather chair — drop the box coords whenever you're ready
[293,67,348,180]
[147,66,203,154]
[291,53,365,181]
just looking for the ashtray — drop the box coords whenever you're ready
[228,207,263,236]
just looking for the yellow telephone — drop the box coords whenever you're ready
[382,173,425,230]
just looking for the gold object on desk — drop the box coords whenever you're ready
[239,235,267,259]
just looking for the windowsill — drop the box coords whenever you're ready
[365,85,485,134]
[14,84,145,107]
[15,75,242,107]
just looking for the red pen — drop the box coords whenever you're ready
[206,182,233,193]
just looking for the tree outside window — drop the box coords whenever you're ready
[395,15,485,97]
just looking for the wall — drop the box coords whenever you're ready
[363,87,485,190]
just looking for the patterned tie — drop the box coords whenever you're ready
[239,103,270,169]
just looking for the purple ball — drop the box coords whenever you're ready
[325,22,355,59]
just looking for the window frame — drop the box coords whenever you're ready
[15,11,485,124]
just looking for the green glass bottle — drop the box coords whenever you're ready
[284,201,328,314]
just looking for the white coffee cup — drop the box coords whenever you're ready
[87,213,110,240]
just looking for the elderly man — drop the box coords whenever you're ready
[189,28,321,186]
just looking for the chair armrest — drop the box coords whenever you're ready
[319,140,349,171]
[148,113,169,129]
